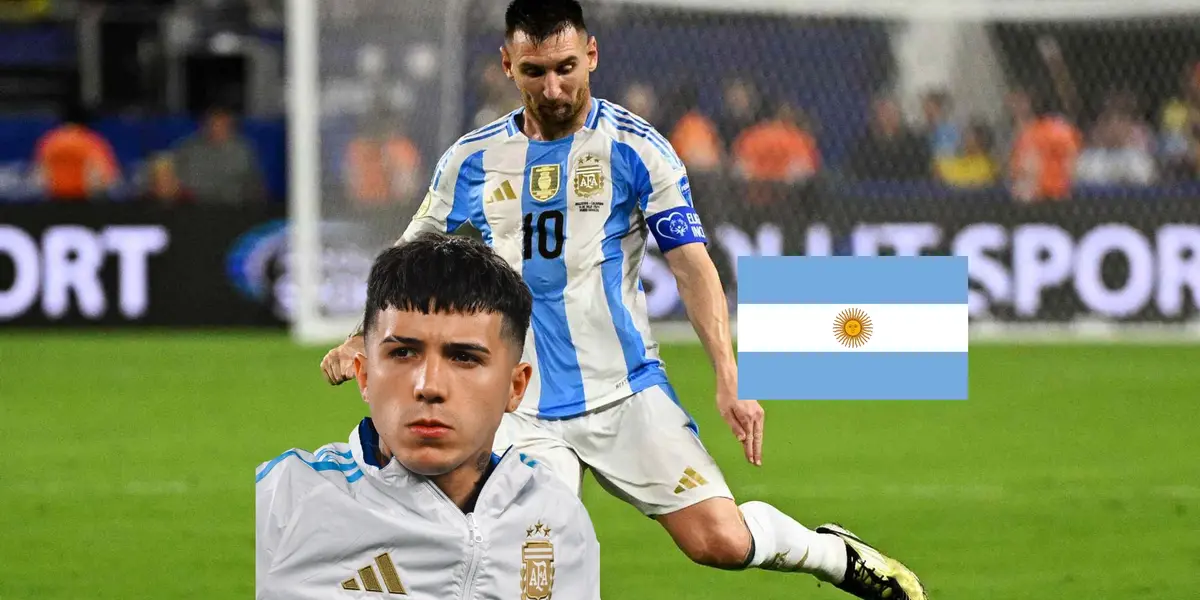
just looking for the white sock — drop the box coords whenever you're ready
[739,500,847,584]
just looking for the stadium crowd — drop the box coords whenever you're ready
[503,65,1200,204]
[3,0,1200,212]
[18,66,1200,209]
[23,102,268,204]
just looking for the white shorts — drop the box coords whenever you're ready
[492,383,734,517]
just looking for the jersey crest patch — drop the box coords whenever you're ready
[521,521,555,599]
[572,154,605,198]
[529,165,561,202]
[414,192,433,219]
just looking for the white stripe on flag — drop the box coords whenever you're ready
[738,304,969,353]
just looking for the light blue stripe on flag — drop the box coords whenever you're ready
[740,353,968,400]
[738,256,967,304]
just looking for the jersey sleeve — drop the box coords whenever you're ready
[635,142,708,253]
[398,145,474,243]
[552,498,602,600]
[255,454,303,593]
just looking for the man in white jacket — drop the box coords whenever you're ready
[257,232,601,599]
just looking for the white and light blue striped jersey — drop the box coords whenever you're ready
[400,98,708,420]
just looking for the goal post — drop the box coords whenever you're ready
[286,0,322,343]
[285,0,471,344]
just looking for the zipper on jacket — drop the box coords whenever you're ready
[466,513,484,544]
[423,481,485,600]
[422,450,521,600]
[459,512,484,600]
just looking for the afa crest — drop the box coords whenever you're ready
[529,165,561,202]
[520,521,555,600]
[572,154,605,198]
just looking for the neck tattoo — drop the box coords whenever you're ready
[474,451,491,474]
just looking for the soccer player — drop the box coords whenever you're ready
[261,233,600,599]
[321,1,926,598]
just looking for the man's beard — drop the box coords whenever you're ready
[539,102,576,124]
[527,84,589,128]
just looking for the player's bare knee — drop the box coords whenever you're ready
[677,521,753,569]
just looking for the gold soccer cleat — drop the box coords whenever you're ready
[815,523,927,600]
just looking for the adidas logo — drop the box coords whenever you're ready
[672,467,709,494]
[341,553,407,595]
[486,180,518,204]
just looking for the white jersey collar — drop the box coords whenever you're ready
[349,418,534,514]
[508,96,603,140]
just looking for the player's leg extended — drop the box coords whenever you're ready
[492,411,584,496]
[573,384,926,599]
[658,500,926,599]
[570,385,843,573]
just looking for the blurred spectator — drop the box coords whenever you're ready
[172,106,266,205]
[620,82,661,131]
[142,152,182,204]
[472,62,521,129]
[32,104,121,202]
[935,119,999,189]
[667,84,723,173]
[845,95,930,181]
[1074,112,1156,187]
[1008,94,1082,202]
[1157,62,1200,180]
[922,89,961,160]
[996,87,1037,166]
[717,78,763,148]
[1096,89,1154,153]
[732,101,820,183]
[342,112,423,208]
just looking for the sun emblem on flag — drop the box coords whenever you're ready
[833,308,873,349]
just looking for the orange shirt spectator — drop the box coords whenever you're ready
[732,106,820,182]
[33,123,121,201]
[344,135,423,207]
[1009,115,1082,202]
[669,110,723,172]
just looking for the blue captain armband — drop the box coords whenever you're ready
[648,205,707,252]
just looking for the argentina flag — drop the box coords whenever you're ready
[737,256,969,400]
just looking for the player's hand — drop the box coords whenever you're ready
[320,335,364,385]
[717,390,764,467]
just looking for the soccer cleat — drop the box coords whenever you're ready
[815,523,927,600]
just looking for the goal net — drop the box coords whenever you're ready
[287,0,1200,344]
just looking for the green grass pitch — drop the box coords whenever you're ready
[1,332,1198,599]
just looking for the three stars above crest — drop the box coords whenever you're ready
[526,521,552,537]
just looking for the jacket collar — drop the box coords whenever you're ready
[349,418,534,515]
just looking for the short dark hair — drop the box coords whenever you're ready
[1028,89,1056,118]
[363,233,532,353]
[966,118,994,152]
[62,102,91,126]
[505,0,587,43]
